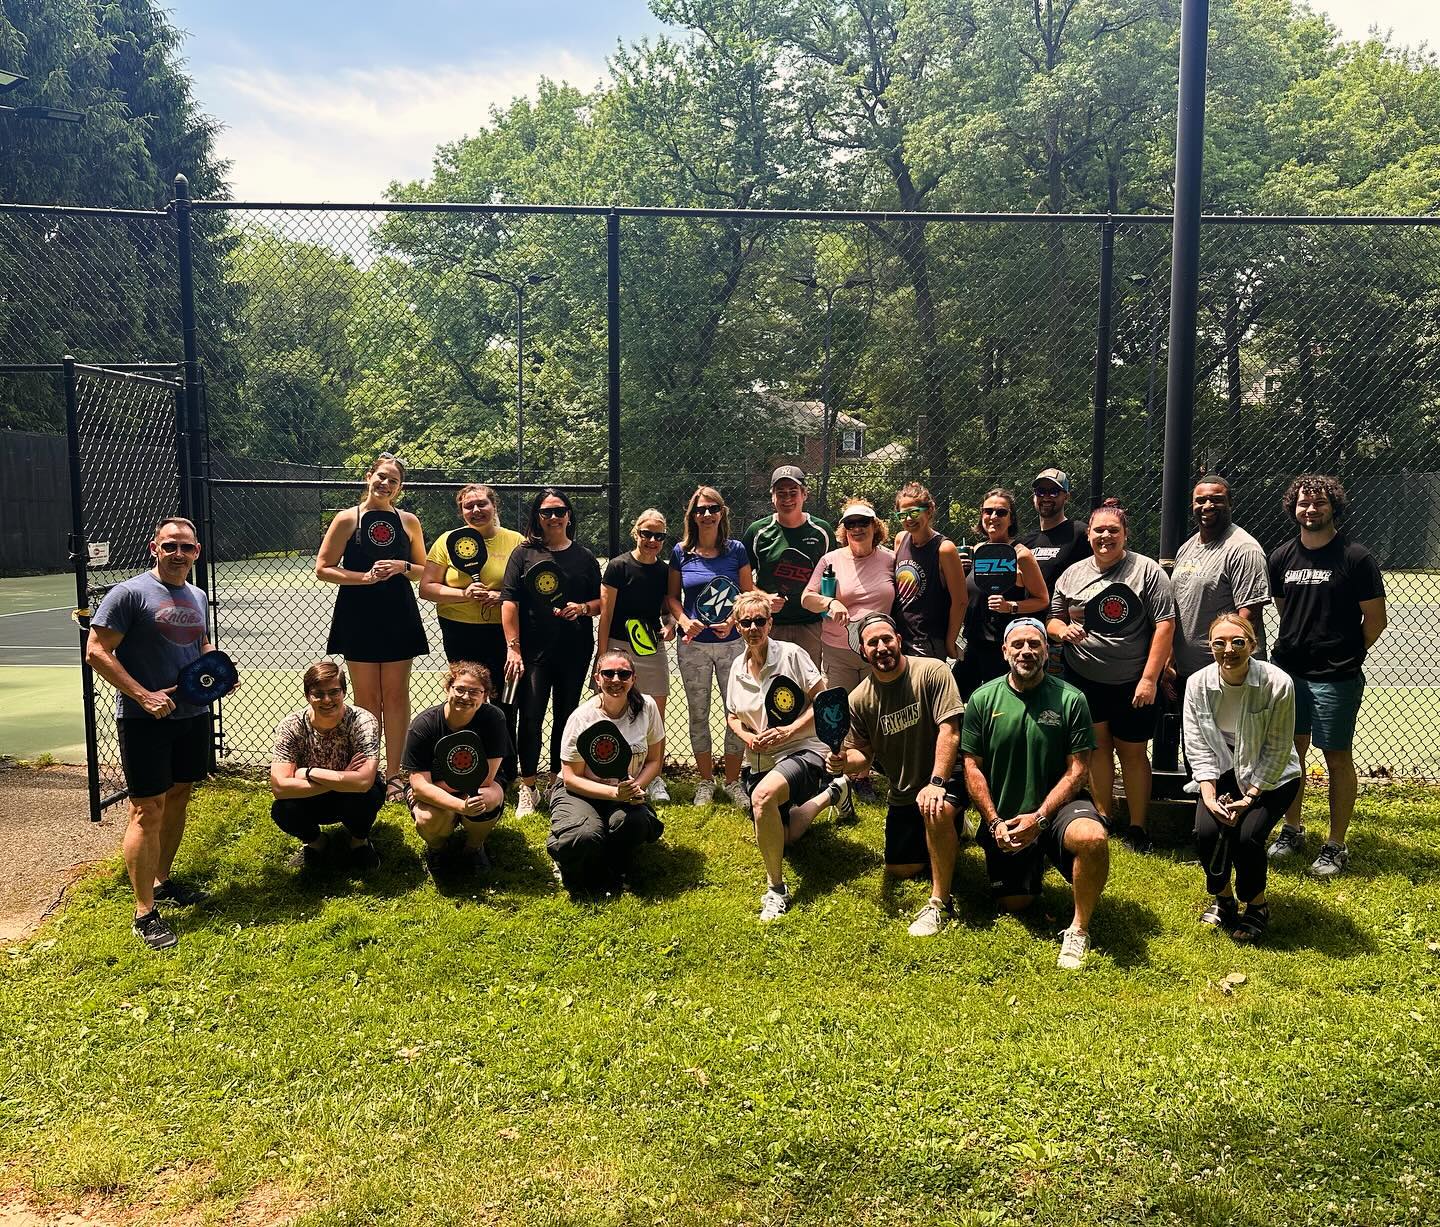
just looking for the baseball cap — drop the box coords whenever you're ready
[770,465,806,488]
[1033,467,1071,492]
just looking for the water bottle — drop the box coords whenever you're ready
[820,562,837,599]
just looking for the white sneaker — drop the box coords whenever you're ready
[907,896,952,937]
[693,781,715,807]
[759,884,790,921]
[647,776,671,803]
[1057,927,1090,970]
[516,784,540,819]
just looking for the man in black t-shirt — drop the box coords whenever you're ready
[1265,475,1387,878]
[1019,467,1092,593]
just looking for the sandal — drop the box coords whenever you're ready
[385,774,407,803]
[1200,895,1239,929]
[1232,901,1271,943]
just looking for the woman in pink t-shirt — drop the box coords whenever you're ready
[801,498,897,692]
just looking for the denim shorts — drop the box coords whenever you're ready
[1293,673,1366,752]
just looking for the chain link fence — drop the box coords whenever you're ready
[3,199,1437,780]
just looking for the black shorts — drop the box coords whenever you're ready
[976,797,1101,898]
[739,751,829,826]
[1064,671,1159,744]
[117,715,211,799]
[884,774,967,866]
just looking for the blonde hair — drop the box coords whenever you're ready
[456,483,499,510]
[1207,612,1257,650]
[733,590,773,621]
[631,507,668,546]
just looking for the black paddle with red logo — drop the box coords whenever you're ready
[576,719,632,782]
[433,730,489,797]
[358,509,407,560]
[1083,581,1146,638]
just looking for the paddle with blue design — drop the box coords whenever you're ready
[171,649,238,706]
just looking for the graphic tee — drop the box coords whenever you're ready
[847,656,963,804]
[560,693,665,780]
[1049,551,1176,684]
[401,701,510,779]
[427,526,524,625]
[1170,524,1270,675]
[500,541,602,660]
[1267,534,1384,680]
[272,706,379,772]
[602,552,669,646]
[92,572,209,719]
[671,539,748,644]
[893,531,953,648]
[1020,520,1092,593]
[743,514,834,626]
[961,674,1095,821]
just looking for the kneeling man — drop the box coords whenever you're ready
[962,618,1110,969]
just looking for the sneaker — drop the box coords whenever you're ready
[693,781,715,807]
[1057,927,1090,970]
[515,784,540,819]
[759,884,790,922]
[713,780,739,806]
[907,896,952,937]
[828,776,858,825]
[457,843,492,873]
[286,841,326,871]
[348,840,381,871]
[423,844,452,879]
[1310,841,1349,878]
[1268,824,1306,860]
[132,907,177,951]
[1122,824,1153,854]
[152,877,207,907]
[647,777,671,803]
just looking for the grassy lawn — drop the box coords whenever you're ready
[1,781,1438,1225]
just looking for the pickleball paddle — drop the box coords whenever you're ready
[771,546,817,597]
[446,527,488,582]
[359,509,407,559]
[524,558,567,609]
[624,617,659,657]
[433,729,489,797]
[172,649,237,706]
[971,542,1019,596]
[812,686,850,753]
[763,675,804,727]
[1083,581,1146,637]
[694,575,740,625]
[576,718,632,781]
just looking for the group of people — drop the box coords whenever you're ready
[85,460,1387,965]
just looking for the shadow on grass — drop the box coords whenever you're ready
[626,837,707,901]
[428,824,559,901]
[788,820,884,905]
[1263,891,1374,957]
[1264,827,1440,884]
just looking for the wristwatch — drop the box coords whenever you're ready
[1035,812,1052,833]
[930,775,945,789]
[1008,600,1018,615]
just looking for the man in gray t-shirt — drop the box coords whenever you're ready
[1169,477,1270,678]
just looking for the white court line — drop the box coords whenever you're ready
[0,645,73,651]
[0,605,70,619]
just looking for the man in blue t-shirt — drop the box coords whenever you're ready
[87,516,215,951]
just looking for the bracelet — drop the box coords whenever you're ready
[304,766,312,783]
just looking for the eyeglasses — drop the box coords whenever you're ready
[1210,637,1249,651]
[450,685,485,699]
[842,518,873,530]
[307,687,344,701]
[598,668,634,680]
[896,507,927,520]
[538,507,569,519]
[982,507,1010,518]
[694,505,722,516]
[737,616,769,628]
[158,541,199,555]
[637,530,667,542]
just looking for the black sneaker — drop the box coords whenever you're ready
[286,841,326,871]
[153,877,207,907]
[132,907,177,951]
[348,840,381,871]
[1122,824,1153,854]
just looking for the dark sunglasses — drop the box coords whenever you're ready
[694,504,722,516]
[737,616,769,628]
[842,518,873,530]
[598,668,634,680]
[158,541,199,555]
[637,530,667,542]
[982,507,1011,517]
[538,507,569,519]
[1033,486,1063,496]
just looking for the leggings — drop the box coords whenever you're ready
[1193,770,1302,901]
[271,777,384,844]
[518,649,590,778]
[676,637,743,758]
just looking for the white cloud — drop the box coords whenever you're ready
[206,52,607,202]
[1310,1,1437,48]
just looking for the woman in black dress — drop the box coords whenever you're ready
[501,487,602,819]
[316,453,428,795]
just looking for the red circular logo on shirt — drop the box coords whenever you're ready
[153,599,206,646]
[368,520,396,548]
[1099,595,1131,625]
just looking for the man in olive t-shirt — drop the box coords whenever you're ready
[961,618,1110,969]
[828,613,966,937]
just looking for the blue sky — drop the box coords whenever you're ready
[166,1,1436,203]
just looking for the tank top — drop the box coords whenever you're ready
[893,531,951,645]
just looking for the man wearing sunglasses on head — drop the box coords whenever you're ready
[86,516,216,951]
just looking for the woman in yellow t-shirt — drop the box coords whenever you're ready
[420,483,524,773]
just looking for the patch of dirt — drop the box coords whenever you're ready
[0,1180,310,1225]
[0,763,124,943]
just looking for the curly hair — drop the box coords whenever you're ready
[1282,474,1347,522]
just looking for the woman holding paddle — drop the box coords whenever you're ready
[420,483,524,780]
[666,486,754,807]
[726,590,855,921]
[549,648,665,896]
[316,453,428,798]
[1047,498,1176,852]
[597,508,675,802]
[501,488,602,820]
[953,487,1049,699]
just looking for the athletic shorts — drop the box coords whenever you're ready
[884,773,968,866]
[975,796,1101,898]
[1293,673,1365,752]
[117,715,210,799]
[739,750,828,826]
[1064,671,1159,744]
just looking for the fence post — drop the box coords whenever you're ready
[606,208,621,559]
[1090,220,1116,506]
[63,355,103,823]
[173,174,208,596]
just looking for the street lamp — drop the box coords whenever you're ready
[787,274,873,506]
[470,267,555,494]
[0,69,83,124]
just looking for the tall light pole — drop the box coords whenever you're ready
[472,268,555,495]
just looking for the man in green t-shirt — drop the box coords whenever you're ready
[743,465,834,669]
[961,618,1110,970]
[827,613,968,938]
